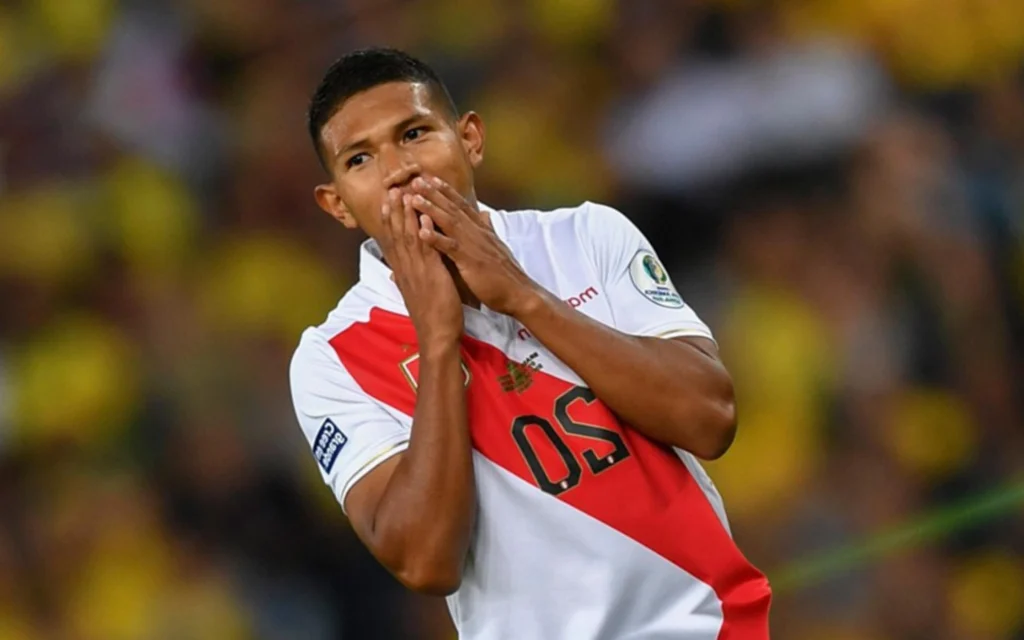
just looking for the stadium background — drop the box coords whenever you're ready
[1,0,1023,637]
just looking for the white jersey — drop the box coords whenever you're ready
[289,201,772,639]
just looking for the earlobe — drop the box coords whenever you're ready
[314,184,358,229]
[460,111,485,168]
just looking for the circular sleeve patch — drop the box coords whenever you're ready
[628,250,684,308]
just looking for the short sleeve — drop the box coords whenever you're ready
[577,202,714,341]
[289,329,409,514]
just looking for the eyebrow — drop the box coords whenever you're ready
[333,114,430,160]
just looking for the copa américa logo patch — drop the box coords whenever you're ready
[313,418,347,473]
[628,250,684,308]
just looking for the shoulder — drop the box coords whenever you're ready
[571,201,640,246]
[289,326,347,401]
[297,280,387,348]
[290,283,417,396]
[289,291,372,392]
[492,200,633,243]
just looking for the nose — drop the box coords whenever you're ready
[380,145,421,191]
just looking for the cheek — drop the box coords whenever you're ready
[421,144,471,187]
[419,136,464,167]
[339,179,386,233]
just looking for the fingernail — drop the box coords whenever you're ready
[413,194,426,204]
[402,194,411,206]
[432,176,443,187]
[413,177,426,189]
[381,204,390,216]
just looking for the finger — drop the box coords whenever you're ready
[410,191,459,233]
[390,189,405,236]
[411,177,466,227]
[381,189,405,269]
[379,201,392,250]
[428,177,482,222]
[400,195,429,262]
[388,189,407,254]
[418,214,459,255]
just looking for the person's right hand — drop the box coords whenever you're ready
[378,188,463,352]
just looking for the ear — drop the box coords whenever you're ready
[458,111,485,169]
[314,183,358,229]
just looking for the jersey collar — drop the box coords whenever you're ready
[358,201,507,308]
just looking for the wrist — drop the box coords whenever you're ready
[419,336,461,361]
[508,283,550,321]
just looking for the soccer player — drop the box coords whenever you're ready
[290,48,772,638]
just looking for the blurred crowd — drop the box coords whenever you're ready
[2,0,1024,638]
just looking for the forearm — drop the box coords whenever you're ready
[513,288,736,459]
[370,341,476,592]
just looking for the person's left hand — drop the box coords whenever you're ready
[410,176,539,316]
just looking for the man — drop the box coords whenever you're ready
[290,47,771,639]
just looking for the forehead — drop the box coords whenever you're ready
[321,82,437,148]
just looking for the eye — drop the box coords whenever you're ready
[404,126,428,142]
[345,152,369,169]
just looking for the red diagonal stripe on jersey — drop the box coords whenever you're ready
[331,308,771,639]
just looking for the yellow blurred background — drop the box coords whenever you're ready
[1,0,1023,638]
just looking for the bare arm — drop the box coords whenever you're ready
[344,341,474,595]
[512,289,736,459]
[344,190,475,595]
[410,179,736,460]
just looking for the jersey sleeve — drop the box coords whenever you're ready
[577,201,715,341]
[289,329,409,514]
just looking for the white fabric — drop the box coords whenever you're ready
[573,201,716,340]
[289,329,410,513]
[452,458,724,640]
[289,201,756,639]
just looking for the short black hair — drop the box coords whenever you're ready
[307,47,458,170]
